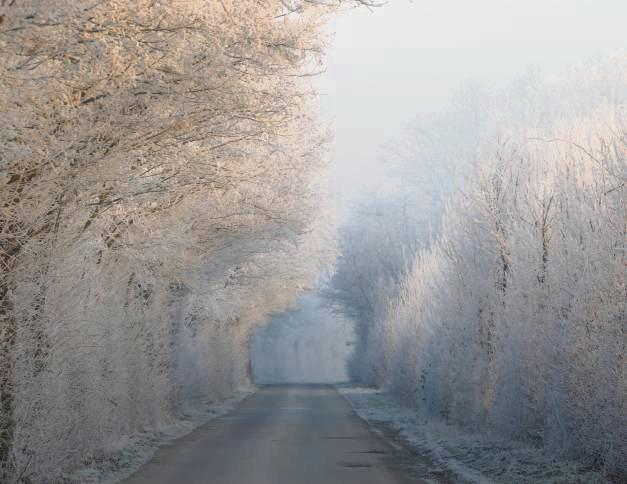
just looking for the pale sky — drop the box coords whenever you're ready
[319,0,627,200]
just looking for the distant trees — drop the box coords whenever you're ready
[329,55,626,478]
[0,1,361,481]
[328,82,487,386]
[327,196,420,384]
[251,293,354,384]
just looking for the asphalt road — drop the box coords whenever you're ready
[122,384,422,484]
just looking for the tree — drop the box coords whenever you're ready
[0,1,362,480]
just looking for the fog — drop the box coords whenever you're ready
[264,0,627,385]
[2,2,625,481]
[321,0,627,197]
[251,295,354,384]
[254,0,626,398]
[253,4,626,474]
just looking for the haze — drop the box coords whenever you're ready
[322,0,627,196]
[2,2,625,483]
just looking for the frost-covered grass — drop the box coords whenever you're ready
[338,386,612,484]
[66,389,255,484]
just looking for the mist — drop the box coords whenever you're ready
[1,1,625,482]
[251,295,354,384]
[321,0,627,198]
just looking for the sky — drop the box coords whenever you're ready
[319,0,627,200]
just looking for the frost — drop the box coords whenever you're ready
[339,386,612,484]
[67,390,253,484]
[329,54,626,480]
[0,1,342,481]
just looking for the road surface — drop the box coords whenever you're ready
[123,384,422,484]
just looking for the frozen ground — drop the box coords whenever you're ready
[338,386,612,484]
[66,389,256,484]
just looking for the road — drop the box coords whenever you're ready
[122,384,423,484]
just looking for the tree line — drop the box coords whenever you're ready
[0,1,370,481]
[329,56,626,480]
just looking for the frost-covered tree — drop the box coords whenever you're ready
[331,54,626,478]
[328,83,490,386]
[0,1,368,481]
[328,196,419,384]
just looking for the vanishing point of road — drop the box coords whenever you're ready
[122,384,424,484]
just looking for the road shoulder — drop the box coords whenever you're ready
[337,385,611,484]
[67,388,257,484]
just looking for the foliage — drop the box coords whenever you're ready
[330,54,627,478]
[0,1,354,481]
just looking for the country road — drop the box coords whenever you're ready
[122,385,423,484]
